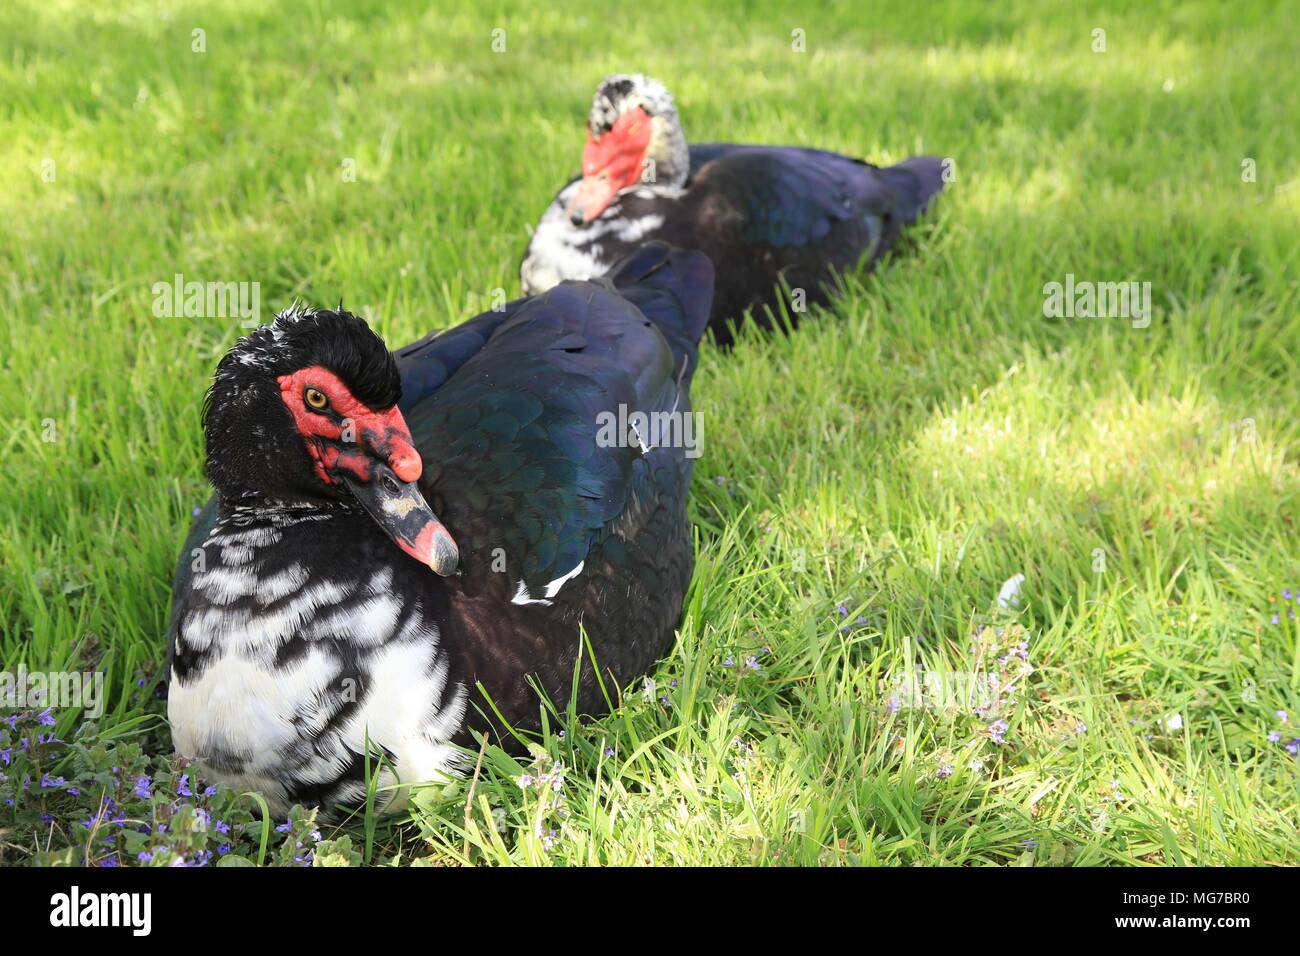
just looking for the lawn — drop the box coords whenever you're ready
[1,0,1297,866]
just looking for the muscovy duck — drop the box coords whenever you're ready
[167,243,714,816]
[521,73,946,346]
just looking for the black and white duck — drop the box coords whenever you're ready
[167,243,714,816]
[521,73,947,346]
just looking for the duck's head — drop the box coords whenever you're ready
[567,73,690,226]
[203,305,459,576]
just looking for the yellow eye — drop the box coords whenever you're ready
[305,387,329,411]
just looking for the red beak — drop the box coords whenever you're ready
[564,171,618,225]
[566,172,620,225]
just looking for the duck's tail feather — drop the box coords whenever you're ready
[879,155,947,224]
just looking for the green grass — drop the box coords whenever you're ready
[1,0,1298,866]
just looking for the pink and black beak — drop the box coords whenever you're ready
[341,459,459,577]
[341,413,459,577]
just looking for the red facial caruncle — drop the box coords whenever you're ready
[275,365,458,576]
[566,106,653,225]
[277,366,421,487]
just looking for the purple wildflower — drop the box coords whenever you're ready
[176,774,192,797]
[134,776,151,800]
[1267,731,1281,743]
[989,719,1009,744]
[36,709,55,726]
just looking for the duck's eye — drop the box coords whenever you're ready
[304,387,329,411]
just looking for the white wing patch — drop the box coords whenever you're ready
[545,560,586,597]
[510,560,586,606]
[510,579,551,606]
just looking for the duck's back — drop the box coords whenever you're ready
[398,244,715,742]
